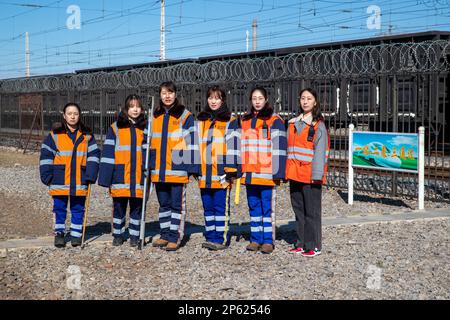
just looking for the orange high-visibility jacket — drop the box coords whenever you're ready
[39,124,100,196]
[149,103,200,184]
[285,118,330,184]
[98,113,148,198]
[196,107,241,189]
[241,107,287,186]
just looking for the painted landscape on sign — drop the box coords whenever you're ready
[352,132,418,173]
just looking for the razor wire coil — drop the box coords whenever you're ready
[1,40,450,93]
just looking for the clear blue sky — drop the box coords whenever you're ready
[0,0,449,79]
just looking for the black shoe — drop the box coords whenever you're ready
[54,232,66,248]
[130,237,139,247]
[112,237,124,246]
[71,236,82,247]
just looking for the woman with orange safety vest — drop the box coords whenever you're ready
[196,86,241,251]
[149,81,200,251]
[286,88,329,257]
[39,102,100,248]
[241,87,287,254]
[98,94,148,247]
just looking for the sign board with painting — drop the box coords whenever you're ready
[352,132,418,173]
[348,125,425,210]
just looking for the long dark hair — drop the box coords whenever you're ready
[60,102,91,134]
[299,88,324,122]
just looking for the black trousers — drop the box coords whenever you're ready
[289,180,322,251]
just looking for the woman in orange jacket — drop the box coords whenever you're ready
[241,87,287,254]
[286,88,329,257]
[197,86,241,250]
[39,102,100,248]
[149,81,200,251]
[98,94,148,247]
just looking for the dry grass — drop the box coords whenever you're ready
[0,148,39,167]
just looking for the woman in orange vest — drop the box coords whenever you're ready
[197,86,241,250]
[98,94,148,247]
[286,88,329,257]
[241,87,287,254]
[39,102,100,248]
[149,81,200,251]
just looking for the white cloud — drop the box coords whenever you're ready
[387,136,417,147]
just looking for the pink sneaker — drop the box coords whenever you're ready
[301,249,322,257]
[289,247,304,254]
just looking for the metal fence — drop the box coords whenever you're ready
[1,40,449,201]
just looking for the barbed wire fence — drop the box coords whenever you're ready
[1,40,450,93]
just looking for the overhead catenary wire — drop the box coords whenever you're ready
[2,4,447,73]
[0,0,448,77]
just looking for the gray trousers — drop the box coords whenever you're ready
[289,181,322,251]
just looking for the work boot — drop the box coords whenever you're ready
[246,242,260,252]
[260,244,274,254]
[130,237,139,248]
[112,237,124,246]
[71,236,82,247]
[152,238,169,247]
[164,242,179,251]
[54,232,66,248]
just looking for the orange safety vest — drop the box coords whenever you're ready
[241,114,284,186]
[49,131,91,196]
[285,120,330,184]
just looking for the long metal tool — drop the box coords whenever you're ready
[81,183,92,249]
[138,96,155,250]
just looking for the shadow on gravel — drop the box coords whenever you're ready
[83,221,208,247]
[337,190,412,208]
[81,220,297,247]
[82,222,112,242]
[276,222,297,245]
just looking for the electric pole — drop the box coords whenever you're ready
[252,19,257,51]
[246,30,249,52]
[25,32,30,77]
[160,0,166,61]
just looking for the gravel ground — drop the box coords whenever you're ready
[0,218,448,300]
[0,147,449,300]
[0,146,449,241]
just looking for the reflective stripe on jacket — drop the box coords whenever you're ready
[285,119,330,184]
[39,130,100,196]
[98,122,147,198]
[197,116,240,189]
[150,108,200,184]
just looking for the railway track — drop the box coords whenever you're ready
[329,158,450,179]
